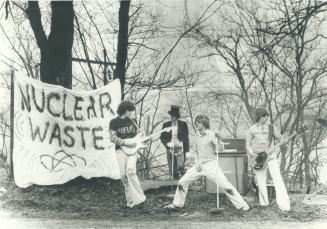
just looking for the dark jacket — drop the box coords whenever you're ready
[160,120,189,154]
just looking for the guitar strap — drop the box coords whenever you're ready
[268,124,288,153]
[130,118,141,133]
[268,124,275,147]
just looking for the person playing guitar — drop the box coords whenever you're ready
[109,101,146,208]
[246,108,290,212]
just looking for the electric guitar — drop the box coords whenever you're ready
[251,126,308,170]
[120,127,173,156]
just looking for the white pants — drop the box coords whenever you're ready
[254,157,290,211]
[173,160,249,210]
[116,150,146,208]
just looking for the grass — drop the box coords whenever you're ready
[0,166,327,222]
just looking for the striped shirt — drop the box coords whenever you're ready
[246,123,282,154]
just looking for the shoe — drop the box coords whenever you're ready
[280,209,291,214]
[164,203,180,210]
[280,209,292,217]
[164,203,175,209]
[239,205,250,211]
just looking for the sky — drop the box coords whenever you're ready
[0,0,235,111]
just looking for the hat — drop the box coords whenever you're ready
[168,105,181,118]
[255,108,269,122]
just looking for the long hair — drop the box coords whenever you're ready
[255,108,269,123]
[194,115,210,129]
[117,101,135,116]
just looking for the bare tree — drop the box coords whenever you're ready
[227,0,327,191]
[25,1,74,88]
[189,0,327,191]
[114,0,131,97]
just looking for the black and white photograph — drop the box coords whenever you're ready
[0,0,327,228]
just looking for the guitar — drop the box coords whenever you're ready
[251,126,307,170]
[120,127,173,156]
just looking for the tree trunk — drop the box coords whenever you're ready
[26,1,74,89]
[298,164,304,189]
[114,0,131,99]
[303,133,311,193]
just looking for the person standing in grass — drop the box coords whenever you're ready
[109,101,146,208]
[164,114,249,211]
[160,105,189,180]
[246,108,290,212]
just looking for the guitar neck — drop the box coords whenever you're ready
[142,128,171,142]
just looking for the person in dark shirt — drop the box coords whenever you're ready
[109,101,146,208]
[160,105,189,179]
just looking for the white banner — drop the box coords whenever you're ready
[13,75,122,188]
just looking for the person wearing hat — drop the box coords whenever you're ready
[160,105,189,179]
[246,108,290,211]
